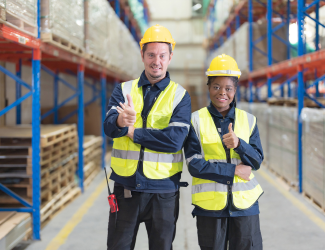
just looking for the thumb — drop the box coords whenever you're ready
[126,94,134,109]
[228,123,233,133]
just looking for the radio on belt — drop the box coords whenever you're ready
[104,167,119,213]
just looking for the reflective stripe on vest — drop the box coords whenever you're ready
[111,78,186,179]
[189,107,263,211]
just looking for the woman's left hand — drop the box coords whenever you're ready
[222,123,240,149]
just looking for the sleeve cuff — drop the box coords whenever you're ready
[234,138,247,155]
[133,128,143,144]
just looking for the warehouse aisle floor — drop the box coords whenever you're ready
[14,163,325,250]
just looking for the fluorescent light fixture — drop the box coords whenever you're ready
[192,3,202,11]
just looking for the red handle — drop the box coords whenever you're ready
[108,194,119,213]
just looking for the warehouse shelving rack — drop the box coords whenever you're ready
[208,0,325,193]
[0,0,144,240]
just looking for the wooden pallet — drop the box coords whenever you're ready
[0,7,37,37]
[266,166,298,191]
[303,192,325,213]
[85,53,107,66]
[268,98,325,108]
[267,98,298,107]
[84,163,101,189]
[0,156,77,204]
[41,32,84,56]
[40,182,81,226]
[0,124,77,147]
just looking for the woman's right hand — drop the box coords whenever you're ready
[235,163,252,181]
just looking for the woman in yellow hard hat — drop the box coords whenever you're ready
[184,54,264,250]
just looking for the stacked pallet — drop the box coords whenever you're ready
[0,124,80,224]
[302,108,325,211]
[83,135,103,188]
[0,0,37,36]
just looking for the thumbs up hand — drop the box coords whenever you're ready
[116,94,136,128]
[222,123,240,149]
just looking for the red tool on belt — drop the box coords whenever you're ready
[104,167,119,213]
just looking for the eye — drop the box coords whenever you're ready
[214,86,220,90]
[226,88,232,91]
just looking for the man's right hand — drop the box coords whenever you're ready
[235,163,252,181]
[116,94,136,127]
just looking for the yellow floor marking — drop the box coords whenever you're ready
[45,179,107,250]
[258,168,325,232]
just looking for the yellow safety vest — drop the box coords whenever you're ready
[190,107,263,211]
[111,78,187,179]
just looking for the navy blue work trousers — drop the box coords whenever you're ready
[107,186,179,250]
[197,214,263,250]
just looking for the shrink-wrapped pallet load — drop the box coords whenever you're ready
[0,0,37,36]
[302,108,325,209]
[86,0,110,65]
[41,0,84,54]
[107,10,120,69]
[268,106,298,186]
[237,102,269,163]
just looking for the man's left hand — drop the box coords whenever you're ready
[222,123,240,149]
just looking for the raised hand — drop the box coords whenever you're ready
[116,94,136,127]
[222,123,240,149]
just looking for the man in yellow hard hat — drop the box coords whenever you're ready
[104,24,191,250]
[184,54,264,250]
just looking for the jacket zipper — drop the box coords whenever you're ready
[139,93,161,164]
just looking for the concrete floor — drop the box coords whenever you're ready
[14,164,325,250]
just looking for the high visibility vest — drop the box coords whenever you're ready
[111,78,187,179]
[190,107,263,211]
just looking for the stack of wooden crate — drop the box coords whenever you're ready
[0,124,80,224]
[83,135,103,188]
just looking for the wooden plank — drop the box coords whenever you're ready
[0,212,16,226]
[0,212,31,243]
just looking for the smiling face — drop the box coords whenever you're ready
[209,76,237,114]
[141,43,173,84]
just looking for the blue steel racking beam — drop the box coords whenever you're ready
[101,73,107,169]
[297,0,305,194]
[78,64,85,193]
[248,0,253,103]
[32,48,41,240]
[16,59,22,124]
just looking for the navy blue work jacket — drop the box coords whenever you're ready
[184,102,264,217]
[103,71,191,192]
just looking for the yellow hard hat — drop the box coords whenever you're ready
[139,24,176,51]
[206,54,241,79]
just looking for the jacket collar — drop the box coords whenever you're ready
[138,70,171,91]
[207,101,236,120]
